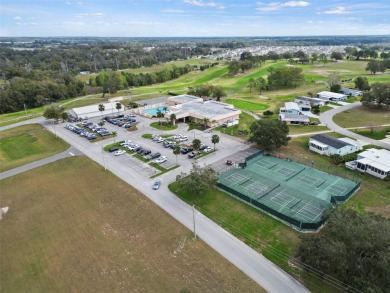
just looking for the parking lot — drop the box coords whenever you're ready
[57,108,254,180]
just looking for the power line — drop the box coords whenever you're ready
[191,203,363,293]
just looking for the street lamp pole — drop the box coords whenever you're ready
[192,205,196,239]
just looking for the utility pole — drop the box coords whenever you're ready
[102,147,106,171]
[192,205,196,239]
[52,120,57,138]
[23,104,27,117]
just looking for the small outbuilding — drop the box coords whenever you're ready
[295,96,326,107]
[309,134,360,156]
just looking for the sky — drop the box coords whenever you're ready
[1,0,389,37]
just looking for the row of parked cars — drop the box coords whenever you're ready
[81,121,111,136]
[65,123,112,140]
[104,114,137,129]
[151,134,213,158]
[109,140,168,164]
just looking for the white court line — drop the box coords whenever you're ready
[296,204,323,221]
[322,184,347,195]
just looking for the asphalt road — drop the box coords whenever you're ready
[319,102,390,150]
[31,115,309,293]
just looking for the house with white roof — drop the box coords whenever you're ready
[279,102,310,125]
[295,96,326,107]
[309,134,360,156]
[317,91,347,101]
[340,88,363,97]
[346,148,390,180]
[69,102,124,119]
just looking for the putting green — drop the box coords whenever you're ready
[225,99,269,111]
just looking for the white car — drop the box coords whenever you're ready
[157,137,165,143]
[155,156,167,164]
[204,147,213,152]
[114,150,126,156]
[173,134,182,139]
[120,140,131,146]
[179,136,188,142]
[128,144,139,151]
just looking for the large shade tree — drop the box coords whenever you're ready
[297,208,390,293]
[249,119,290,150]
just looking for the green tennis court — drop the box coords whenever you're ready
[217,152,360,231]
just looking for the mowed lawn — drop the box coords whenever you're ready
[333,106,390,128]
[0,124,69,172]
[0,157,264,293]
[225,99,269,111]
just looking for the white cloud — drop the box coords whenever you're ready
[65,1,71,5]
[184,0,224,9]
[161,9,186,13]
[257,1,310,12]
[76,12,104,17]
[13,16,22,20]
[323,6,349,14]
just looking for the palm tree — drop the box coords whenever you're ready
[173,145,181,166]
[156,110,164,128]
[112,131,117,143]
[211,134,220,150]
[203,117,209,129]
[116,102,122,114]
[170,113,177,126]
[98,104,105,118]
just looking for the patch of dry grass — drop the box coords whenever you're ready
[333,106,390,128]
[0,157,264,293]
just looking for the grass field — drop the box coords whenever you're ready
[150,121,178,131]
[333,106,390,128]
[0,124,69,172]
[0,157,264,293]
[352,128,389,140]
[225,99,269,111]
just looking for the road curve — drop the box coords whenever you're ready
[319,102,390,150]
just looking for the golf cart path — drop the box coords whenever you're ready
[0,146,83,180]
[319,101,390,150]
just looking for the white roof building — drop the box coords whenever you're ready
[350,148,390,179]
[317,91,347,101]
[69,102,124,119]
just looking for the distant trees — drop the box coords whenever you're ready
[297,208,390,293]
[187,84,226,101]
[365,60,387,75]
[354,77,370,91]
[330,51,343,60]
[249,119,290,150]
[361,83,390,107]
[267,67,304,89]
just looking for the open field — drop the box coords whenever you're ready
[0,157,264,293]
[352,127,389,140]
[225,99,268,110]
[0,124,69,172]
[333,106,390,128]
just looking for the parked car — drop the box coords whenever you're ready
[204,147,213,152]
[152,180,161,190]
[199,144,208,150]
[155,156,167,164]
[109,147,119,153]
[114,150,126,156]
[157,137,165,143]
[188,151,201,159]
[179,136,188,142]
[147,152,161,160]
